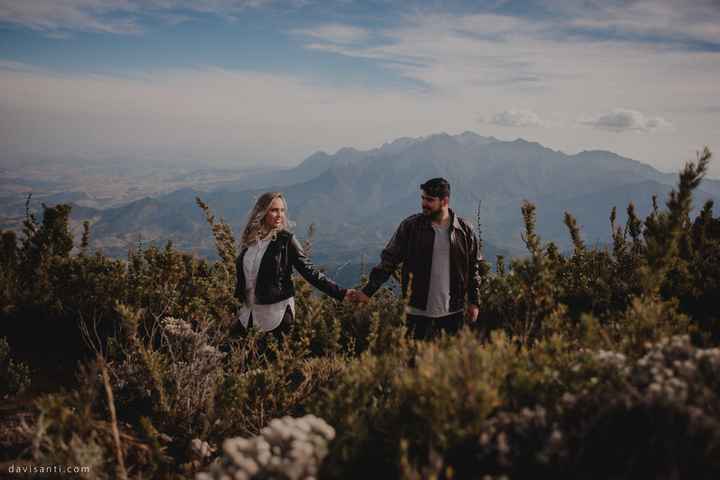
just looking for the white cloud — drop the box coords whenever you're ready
[0,65,472,166]
[292,11,719,175]
[0,0,273,34]
[0,60,54,73]
[2,7,719,177]
[5,0,720,48]
[0,58,718,178]
[546,0,720,45]
[0,0,142,34]
[579,109,673,133]
[291,24,369,45]
[484,109,544,128]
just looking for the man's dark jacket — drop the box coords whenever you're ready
[235,230,346,305]
[361,209,482,312]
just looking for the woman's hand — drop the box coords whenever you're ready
[345,289,369,303]
[465,303,479,322]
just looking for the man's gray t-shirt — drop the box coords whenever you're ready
[407,223,463,318]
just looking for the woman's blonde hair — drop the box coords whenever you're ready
[240,192,290,248]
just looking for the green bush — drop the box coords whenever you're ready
[3,147,720,479]
[0,336,30,397]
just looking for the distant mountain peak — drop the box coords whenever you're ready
[418,133,456,148]
[424,132,452,140]
[305,151,331,160]
[574,149,639,164]
[511,138,541,146]
[578,149,623,158]
[78,129,720,266]
[382,136,417,147]
[295,151,331,171]
[456,131,498,146]
[336,147,359,155]
[377,137,421,155]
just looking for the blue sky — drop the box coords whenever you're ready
[1,0,719,176]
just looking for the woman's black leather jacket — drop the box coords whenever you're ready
[234,230,346,305]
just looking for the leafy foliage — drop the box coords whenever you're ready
[0,336,30,397]
[1,147,719,478]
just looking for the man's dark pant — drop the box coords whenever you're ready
[406,311,465,340]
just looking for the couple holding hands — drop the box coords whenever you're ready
[234,177,482,341]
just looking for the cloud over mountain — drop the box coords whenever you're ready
[483,109,544,128]
[580,109,673,133]
[1,0,718,177]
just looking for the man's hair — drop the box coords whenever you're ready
[420,177,451,198]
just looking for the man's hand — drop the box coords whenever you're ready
[345,289,370,303]
[466,303,479,322]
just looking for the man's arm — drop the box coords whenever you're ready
[361,221,409,298]
[467,226,482,320]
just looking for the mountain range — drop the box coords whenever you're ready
[8,132,719,286]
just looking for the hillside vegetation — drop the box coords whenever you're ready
[1,148,719,479]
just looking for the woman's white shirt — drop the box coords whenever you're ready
[237,235,295,332]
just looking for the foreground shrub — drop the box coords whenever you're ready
[197,415,335,480]
[307,330,518,478]
[23,362,159,479]
[0,336,30,397]
[216,337,346,439]
[108,307,228,443]
[479,147,719,346]
[304,326,720,479]
[2,147,719,479]
[558,335,720,479]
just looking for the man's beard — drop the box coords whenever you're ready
[423,207,443,221]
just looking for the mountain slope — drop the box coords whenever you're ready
[67,132,719,282]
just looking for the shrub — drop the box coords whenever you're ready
[3,147,719,479]
[0,336,30,397]
[23,362,157,479]
[197,415,335,480]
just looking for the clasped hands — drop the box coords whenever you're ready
[344,288,369,304]
[343,289,479,323]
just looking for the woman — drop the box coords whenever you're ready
[234,192,352,339]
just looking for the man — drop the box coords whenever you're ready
[351,178,482,339]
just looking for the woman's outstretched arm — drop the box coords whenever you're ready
[288,234,347,301]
